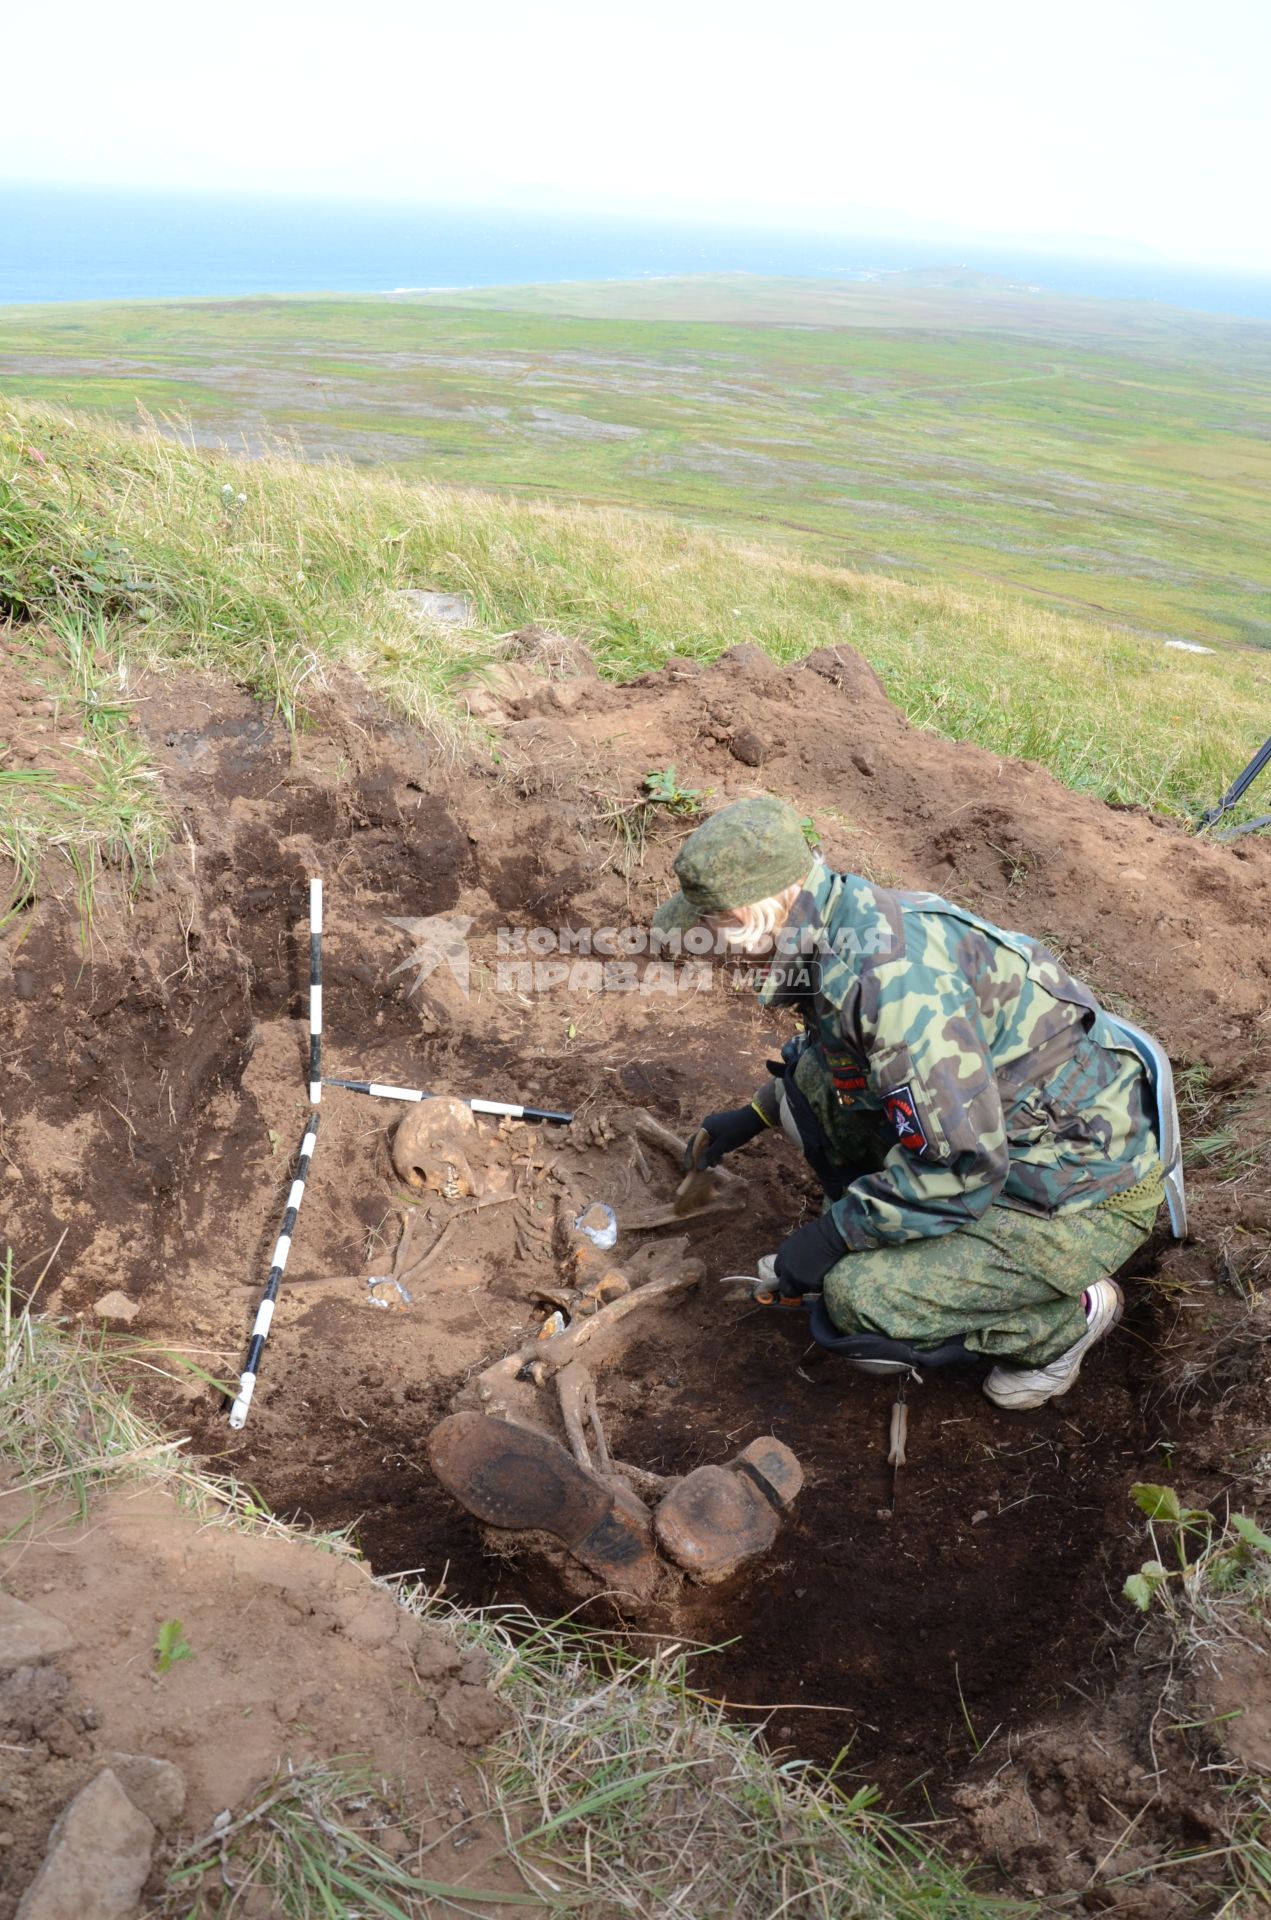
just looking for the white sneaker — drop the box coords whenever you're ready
[983,1280,1124,1411]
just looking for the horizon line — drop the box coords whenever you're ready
[5,177,1271,283]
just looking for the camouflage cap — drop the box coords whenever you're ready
[652,798,813,934]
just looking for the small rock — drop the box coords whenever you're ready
[728,729,767,768]
[0,1593,77,1672]
[395,588,477,628]
[103,1753,187,1829]
[16,1769,154,1920]
[971,1510,989,1526]
[719,643,777,677]
[851,752,875,777]
[92,1292,139,1325]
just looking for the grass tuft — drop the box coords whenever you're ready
[399,1595,1027,1919]
[167,1760,539,1917]
[0,606,168,929]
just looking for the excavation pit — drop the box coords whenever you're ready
[4,647,1268,1901]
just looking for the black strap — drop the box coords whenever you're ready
[1199,734,1271,831]
[779,1068,849,1201]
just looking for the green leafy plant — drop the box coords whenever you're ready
[590,767,708,875]
[642,766,704,817]
[154,1618,194,1673]
[1123,1484,1271,1611]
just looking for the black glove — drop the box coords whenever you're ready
[773,1211,847,1296]
[684,1104,767,1172]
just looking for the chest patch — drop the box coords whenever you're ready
[882,1083,929,1155]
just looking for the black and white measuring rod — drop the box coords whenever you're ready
[308,877,323,1105]
[323,1077,573,1126]
[229,1109,320,1430]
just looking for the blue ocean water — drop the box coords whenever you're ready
[3,183,1271,319]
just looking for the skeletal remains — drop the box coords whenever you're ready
[426,1107,803,1606]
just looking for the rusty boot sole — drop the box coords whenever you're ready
[429,1411,658,1596]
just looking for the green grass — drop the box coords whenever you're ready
[410,1600,1027,1920]
[3,272,1270,651]
[2,399,1267,863]
[167,1761,541,1916]
[0,606,168,929]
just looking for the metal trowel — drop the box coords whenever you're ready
[674,1128,720,1215]
[621,1129,745,1230]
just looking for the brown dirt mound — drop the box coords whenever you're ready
[3,634,1269,1912]
[0,1485,513,1917]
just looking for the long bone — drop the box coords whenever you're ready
[524,1263,703,1381]
[627,1109,694,1162]
[474,1256,702,1409]
[553,1359,675,1501]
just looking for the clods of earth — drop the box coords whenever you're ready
[2,625,1269,1914]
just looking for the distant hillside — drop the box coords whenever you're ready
[1,276,1269,650]
[2,398,1266,853]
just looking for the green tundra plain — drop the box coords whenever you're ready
[2,270,1270,652]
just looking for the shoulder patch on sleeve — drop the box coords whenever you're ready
[882,1083,929,1156]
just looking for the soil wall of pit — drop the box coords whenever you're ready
[3,635,1268,1908]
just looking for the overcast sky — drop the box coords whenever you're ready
[4,0,1268,272]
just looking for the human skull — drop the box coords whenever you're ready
[392,1096,480,1197]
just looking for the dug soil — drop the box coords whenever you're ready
[3,629,1268,1913]
[0,1484,516,1917]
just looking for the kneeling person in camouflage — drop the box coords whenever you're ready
[653,798,1169,1410]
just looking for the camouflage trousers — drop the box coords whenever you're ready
[780,1046,1163,1366]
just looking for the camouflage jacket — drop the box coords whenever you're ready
[753,861,1160,1250]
